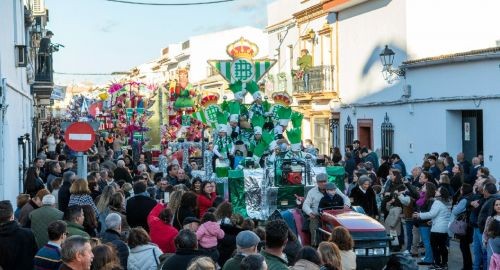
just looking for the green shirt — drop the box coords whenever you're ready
[297,54,312,71]
[260,249,288,270]
[66,221,90,238]
[222,254,245,270]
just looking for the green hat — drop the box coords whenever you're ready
[228,81,246,100]
[228,101,241,123]
[277,106,292,126]
[246,81,262,100]
[291,111,303,128]
[217,111,229,132]
[286,127,302,151]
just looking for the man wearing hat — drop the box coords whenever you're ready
[183,216,201,232]
[222,230,261,270]
[29,194,64,248]
[303,173,350,246]
[349,175,378,218]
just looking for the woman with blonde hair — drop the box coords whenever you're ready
[329,227,356,270]
[186,256,216,270]
[168,189,186,216]
[317,242,342,270]
[96,185,116,213]
[68,178,99,216]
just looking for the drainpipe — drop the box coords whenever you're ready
[0,76,6,200]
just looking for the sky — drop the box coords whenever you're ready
[46,0,270,86]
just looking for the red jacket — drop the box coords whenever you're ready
[197,192,216,218]
[147,203,178,253]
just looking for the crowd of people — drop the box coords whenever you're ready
[1,125,500,270]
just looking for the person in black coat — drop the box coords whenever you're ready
[0,200,38,270]
[58,171,76,214]
[318,182,345,211]
[101,213,129,269]
[173,192,198,230]
[162,229,206,270]
[217,221,244,266]
[126,181,157,231]
[349,176,379,218]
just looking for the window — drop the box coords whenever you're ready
[182,40,190,50]
[381,113,394,156]
[314,118,329,155]
[15,45,27,67]
[344,116,354,148]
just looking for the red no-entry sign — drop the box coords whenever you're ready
[64,122,95,152]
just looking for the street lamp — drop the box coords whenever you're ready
[379,45,405,83]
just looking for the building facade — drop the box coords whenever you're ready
[0,0,43,201]
[321,0,500,174]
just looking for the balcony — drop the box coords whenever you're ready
[292,65,335,99]
[32,53,54,99]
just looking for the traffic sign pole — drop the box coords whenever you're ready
[76,152,87,179]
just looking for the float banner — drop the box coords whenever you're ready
[228,170,247,218]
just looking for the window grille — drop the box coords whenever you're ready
[344,116,354,147]
[381,112,394,156]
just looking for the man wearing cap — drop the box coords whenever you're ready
[303,173,350,246]
[30,194,64,248]
[222,230,261,270]
[318,182,345,211]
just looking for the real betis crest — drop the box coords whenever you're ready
[208,37,276,98]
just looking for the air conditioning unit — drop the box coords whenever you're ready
[32,0,46,16]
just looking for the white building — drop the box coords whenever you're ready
[0,0,37,201]
[321,0,500,174]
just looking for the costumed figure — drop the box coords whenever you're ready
[213,112,234,177]
[227,101,241,141]
[275,106,292,139]
[171,68,196,110]
[284,127,315,166]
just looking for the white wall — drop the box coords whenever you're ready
[337,0,407,104]
[0,0,34,202]
[340,57,500,176]
[406,0,500,59]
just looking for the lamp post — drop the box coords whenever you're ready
[379,45,405,83]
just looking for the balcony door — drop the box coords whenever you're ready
[313,117,329,155]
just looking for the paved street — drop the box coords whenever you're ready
[413,239,462,269]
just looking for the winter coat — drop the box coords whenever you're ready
[318,193,345,211]
[126,194,157,232]
[197,192,216,218]
[196,221,225,248]
[101,229,129,269]
[339,250,357,270]
[418,199,451,233]
[33,242,62,270]
[290,259,320,270]
[161,248,206,270]
[68,194,99,216]
[29,206,64,248]
[66,221,90,238]
[349,186,378,217]
[127,244,163,270]
[58,181,72,214]
[114,167,133,183]
[173,206,197,230]
[478,194,500,233]
[384,205,402,235]
[218,223,243,266]
[18,200,39,227]
[0,220,38,270]
[147,203,178,253]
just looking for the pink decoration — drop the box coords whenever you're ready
[108,83,123,94]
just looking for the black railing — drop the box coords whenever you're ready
[381,112,394,157]
[292,65,335,93]
[35,53,53,82]
[344,116,354,148]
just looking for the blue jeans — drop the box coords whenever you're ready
[472,227,484,270]
[403,220,414,252]
[419,226,433,263]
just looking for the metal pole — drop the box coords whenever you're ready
[76,152,87,179]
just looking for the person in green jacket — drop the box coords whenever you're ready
[65,205,90,238]
[260,220,289,270]
[29,194,64,248]
[296,49,312,91]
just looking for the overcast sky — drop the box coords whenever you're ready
[46,0,269,85]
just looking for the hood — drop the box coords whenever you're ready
[130,244,158,254]
[0,221,19,236]
[292,259,320,270]
[203,221,221,235]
